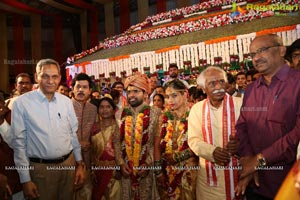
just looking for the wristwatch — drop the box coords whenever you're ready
[257,153,267,168]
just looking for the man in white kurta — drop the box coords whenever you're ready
[188,66,242,200]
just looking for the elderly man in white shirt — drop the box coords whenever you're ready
[11,59,85,200]
[188,66,242,200]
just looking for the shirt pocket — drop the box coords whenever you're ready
[267,104,289,135]
[57,114,72,134]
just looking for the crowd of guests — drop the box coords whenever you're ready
[0,35,299,200]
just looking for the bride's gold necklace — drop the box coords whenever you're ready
[173,104,188,119]
[171,105,189,149]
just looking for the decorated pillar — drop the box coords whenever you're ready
[80,11,88,51]
[137,0,149,22]
[90,11,98,47]
[0,13,9,93]
[30,14,41,69]
[119,0,130,33]
[157,0,166,14]
[104,1,115,37]
[177,0,190,8]
[12,14,24,76]
[53,15,63,63]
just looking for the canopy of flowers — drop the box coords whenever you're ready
[67,0,298,63]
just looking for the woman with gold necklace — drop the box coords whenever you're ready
[154,79,198,200]
[91,97,122,200]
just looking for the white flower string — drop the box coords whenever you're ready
[297,24,300,38]
[200,42,206,62]
[166,51,170,68]
[197,43,202,61]
[210,44,214,65]
[206,44,210,65]
[291,29,297,45]
[282,31,287,46]
[233,39,238,56]
[187,45,191,61]
[217,42,221,59]
[175,49,180,66]
[213,43,218,64]
[286,30,292,46]
[162,52,166,71]
[237,38,243,62]
[155,53,159,67]
[194,44,199,66]
[191,45,195,67]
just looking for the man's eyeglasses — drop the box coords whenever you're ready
[249,45,281,58]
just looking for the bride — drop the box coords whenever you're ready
[154,79,198,200]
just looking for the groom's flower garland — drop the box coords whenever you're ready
[119,105,151,199]
[160,110,189,199]
[120,105,151,172]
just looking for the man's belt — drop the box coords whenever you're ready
[29,151,72,164]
